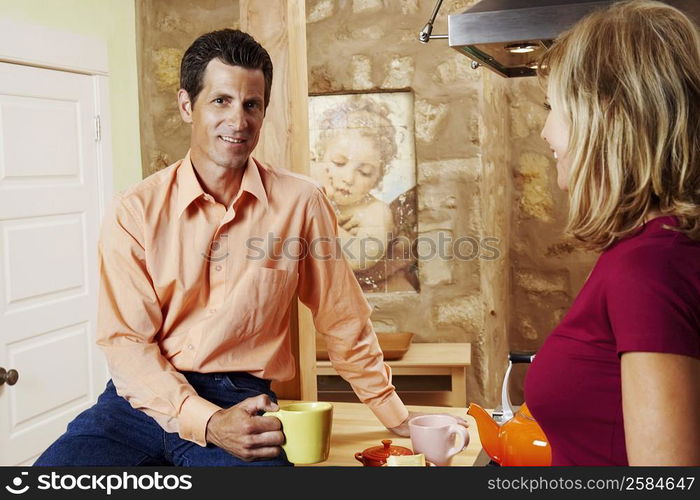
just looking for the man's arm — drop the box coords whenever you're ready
[297,188,409,430]
[96,195,221,446]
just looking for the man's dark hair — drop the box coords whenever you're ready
[180,29,273,109]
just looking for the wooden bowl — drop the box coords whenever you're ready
[316,332,414,361]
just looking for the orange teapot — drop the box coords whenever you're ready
[467,352,551,466]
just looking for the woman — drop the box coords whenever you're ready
[525,0,700,466]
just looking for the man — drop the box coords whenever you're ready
[34,29,418,466]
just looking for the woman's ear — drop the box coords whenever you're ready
[177,89,194,123]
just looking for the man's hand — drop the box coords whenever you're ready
[388,410,469,437]
[205,394,285,461]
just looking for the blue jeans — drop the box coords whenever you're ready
[33,371,292,466]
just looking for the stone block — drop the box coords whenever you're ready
[510,99,546,139]
[418,187,457,216]
[367,292,421,311]
[153,47,182,91]
[517,317,540,340]
[162,113,183,136]
[382,55,414,88]
[418,158,482,183]
[157,14,193,35]
[435,295,483,334]
[415,99,448,143]
[353,0,384,14]
[349,25,385,40]
[545,240,577,258]
[515,269,568,294]
[465,193,483,235]
[147,150,171,178]
[309,65,336,93]
[433,52,480,85]
[307,0,335,23]
[401,0,419,15]
[351,55,374,89]
[516,152,554,222]
[421,249,454,286]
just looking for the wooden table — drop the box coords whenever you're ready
[316,343,471,407]
[279,400,486,467]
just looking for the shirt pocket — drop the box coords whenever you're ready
[241,267,298,334]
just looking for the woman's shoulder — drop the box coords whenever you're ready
[600,223,700,292]
[605,217,699,263]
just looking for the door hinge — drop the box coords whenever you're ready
[94,115,101,142]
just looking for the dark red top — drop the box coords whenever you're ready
[525,216,700,465]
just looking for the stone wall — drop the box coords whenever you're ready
[308,0,497,404]
[136,0,598,407]
[136,0,240,178]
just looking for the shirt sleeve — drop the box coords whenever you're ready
[297,189,408,429]
[96,194,221,446]
[606,247,700,358]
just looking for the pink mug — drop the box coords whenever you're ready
[409,415,469,466]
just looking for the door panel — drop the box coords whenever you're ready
[0,62,107,465]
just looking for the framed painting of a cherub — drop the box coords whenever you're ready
[309,91,419,294]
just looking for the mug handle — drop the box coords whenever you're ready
[262,410,284,428]
[446,425,469,459]
[262,411,287,446]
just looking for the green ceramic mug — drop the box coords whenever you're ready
[264,402,333,464]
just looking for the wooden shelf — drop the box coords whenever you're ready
[316,343,471,407]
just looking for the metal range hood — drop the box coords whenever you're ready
[447,0,700,78]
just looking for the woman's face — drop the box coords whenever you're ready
[540,85,571,191]
[322,128,384,206]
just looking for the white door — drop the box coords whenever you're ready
[0,62,108,465]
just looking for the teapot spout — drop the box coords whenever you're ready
[467,403,502,464]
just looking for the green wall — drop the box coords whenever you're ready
[0,0,142,192]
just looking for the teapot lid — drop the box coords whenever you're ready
[360,440,413,462]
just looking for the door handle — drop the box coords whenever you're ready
[0,367,19,386]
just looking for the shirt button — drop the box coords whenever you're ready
[187,344,194,350]
[215,265,222,271]
[208,309,217,314]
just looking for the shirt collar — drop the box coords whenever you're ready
[176,152,269,218]
[243,156,269,210]
[176,151,203,218]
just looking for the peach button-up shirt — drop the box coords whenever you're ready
[96,152,407,447]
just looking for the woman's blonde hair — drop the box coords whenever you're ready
[539,0,700,249]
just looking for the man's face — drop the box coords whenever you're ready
[178,59,265,171]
